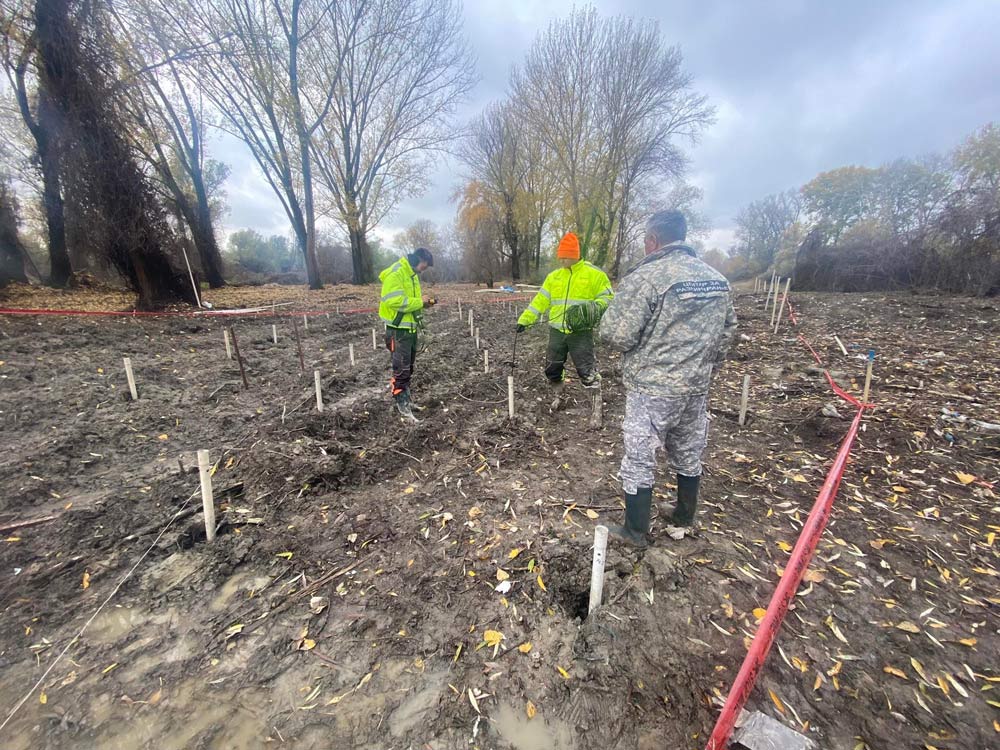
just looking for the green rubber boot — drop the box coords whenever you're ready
[665,474,699,539]
[607,487,652,548]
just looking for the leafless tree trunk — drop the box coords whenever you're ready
[1,6,72,287]
[160,0,333,289]
[311,0,474,284]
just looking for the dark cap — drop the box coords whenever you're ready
[409,247,434,267]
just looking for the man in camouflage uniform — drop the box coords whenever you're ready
[600,210,737,546]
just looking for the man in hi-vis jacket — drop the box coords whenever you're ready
[378,247,435,422]
[516,232,613,406]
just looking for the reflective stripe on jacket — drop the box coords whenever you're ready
[517,260,613,333]
[379,256,423,330]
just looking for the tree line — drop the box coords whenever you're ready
[455,7,713,283]
[726,123,1000,296]
[0,0,473,306]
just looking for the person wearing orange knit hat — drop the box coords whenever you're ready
[516,232,613,409]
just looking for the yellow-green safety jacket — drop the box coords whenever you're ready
[518,260,614,333]
[379,256,424,330]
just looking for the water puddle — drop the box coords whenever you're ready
[492,701,576,750]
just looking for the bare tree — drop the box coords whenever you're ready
[510,8,712,272]
[111,0,228,287]
[32,0,196,307]
[311,0,475,284]
[0,175,28,285]
[0,0,71,286]
[461,102,528,279]
[159,0,339,289]
[734,190,802,273]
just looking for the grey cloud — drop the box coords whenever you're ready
[212,0,999,246]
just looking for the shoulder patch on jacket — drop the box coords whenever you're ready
[670,279,730,300]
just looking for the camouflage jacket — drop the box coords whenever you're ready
[600,242,737,396]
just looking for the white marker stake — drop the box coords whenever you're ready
[458,299,462,319]
[372,328,378,350]
[588,525,609,614]
[223,329,232,360]
[773,278,791,334]
[272,324,278,344]
[862,351,875,405]
[770,278,781,327]
[303,315,308,331]
[484,349,489,373]
[469,310,474,338]
[197,449,216,542]
[475,327,480,349]
[314,370,324,412]
[507,375,515,418]
[738,374,751,426]
[349,343,355,366]
[123,357,138,401]
[834,335,848,356]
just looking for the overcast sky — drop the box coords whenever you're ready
[218,0,1000,252]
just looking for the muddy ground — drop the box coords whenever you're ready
[0,283,998,750]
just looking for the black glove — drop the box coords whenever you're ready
[516,323,527,333]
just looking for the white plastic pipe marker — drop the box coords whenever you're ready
[589,525,609,614]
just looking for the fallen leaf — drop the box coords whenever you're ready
[584,509,599,520]
[468,688,480,714]
[404,486,415,494]
[958,637,977,647]
[82,572,91,590]
[896,621,921,633]
[275,551,293,559]
[791,474,808,483]
[768,688,786,715]
[884,665,908,679]
[484,630,503,648]
[536,575,547,592]
[526,700,537,719]
[776,540,793,553]
[518,643,532,654]
[752,608,767,621]
[508,548,522,560]
[496,569,510,581]
[955,472,975,485]
[557,666,570,679]
[157,434,169,441]
[39,692,47,705]
[910,656,928,682]
[224,623,244,639]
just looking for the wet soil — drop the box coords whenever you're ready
[0,285,998,749]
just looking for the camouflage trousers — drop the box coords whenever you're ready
[619,391,708,494]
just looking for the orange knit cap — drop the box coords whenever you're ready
[556,232,581,260]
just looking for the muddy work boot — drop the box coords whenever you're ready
[404,388,426,412]
[664,474,699,540]
[548,379,565,411]
[394,392,419,423]
[607,487,652,549]
[581,372,602,389]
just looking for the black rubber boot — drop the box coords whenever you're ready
[672,474,700,526]
[607,487,652,548]
[394,392,419,423]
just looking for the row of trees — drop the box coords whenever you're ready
[728,123,1000,295]
[455,7,713,283]
[0,0,473,303]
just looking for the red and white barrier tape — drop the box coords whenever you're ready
[705,294,873,749]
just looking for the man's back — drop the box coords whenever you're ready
[601,243,736,396]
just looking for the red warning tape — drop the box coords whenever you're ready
[705,293,873,749]
[0,295,531,320]
[705,408,863,749]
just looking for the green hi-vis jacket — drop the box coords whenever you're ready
[518,260,614,333]
[379,256,424,330]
